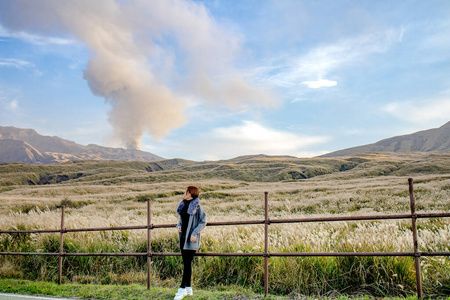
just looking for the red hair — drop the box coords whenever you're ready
[186,186,199,198]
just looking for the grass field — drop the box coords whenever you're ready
[2,278,441,300]
[0,152,449,298]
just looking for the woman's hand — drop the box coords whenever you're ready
[177,226,182,233]
[183,190,193,200]
[190,235,197,242]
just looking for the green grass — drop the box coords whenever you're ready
[0,278,441,300]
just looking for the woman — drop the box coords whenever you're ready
[174,186,207,300]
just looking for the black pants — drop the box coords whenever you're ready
[181,249,196,288]
[180,236,196,288]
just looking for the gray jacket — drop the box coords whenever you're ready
[176,198,207,251]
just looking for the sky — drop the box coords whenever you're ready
[0,0,449,161]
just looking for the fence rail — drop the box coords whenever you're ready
[1,178,450,298]
[4,211,450,234]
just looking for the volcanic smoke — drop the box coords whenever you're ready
[0,0,276,150]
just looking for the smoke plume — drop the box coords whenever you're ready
[0,0,276,149]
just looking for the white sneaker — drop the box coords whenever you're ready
[185,287,193,295]
[174,288,187,300]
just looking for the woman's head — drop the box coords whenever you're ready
[186,185,200,199]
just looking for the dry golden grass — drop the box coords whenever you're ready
[1,174,449,253]
[0,153,449,296]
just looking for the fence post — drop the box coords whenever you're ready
[58,205,65,285]
[409,178,423,299]
[147,198,152,290]
[264,191,269,296]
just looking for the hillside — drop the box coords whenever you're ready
[322,121,450,157]
[0,139,48,164]
[0,126,164,163]
[1,152,449,186]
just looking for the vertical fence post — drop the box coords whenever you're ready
[409,178,423,299]
[264,191,269,296]
[147,198,152,290]
[58,205,65,285]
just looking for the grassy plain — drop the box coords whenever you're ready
[1,278,435,300]
[0,152,449,298]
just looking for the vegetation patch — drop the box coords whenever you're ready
[0,278,430,300]
[57,198,94,209]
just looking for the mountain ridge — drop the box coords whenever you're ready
[1,121,449,164]
[321,121,450,157]
[0,126,164,163]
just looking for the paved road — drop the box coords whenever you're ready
[0,293,77,300]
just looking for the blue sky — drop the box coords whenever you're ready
[0,0,449,161]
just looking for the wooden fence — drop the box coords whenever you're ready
[1,178,450,299]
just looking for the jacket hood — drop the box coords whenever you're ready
[176,197,200,215]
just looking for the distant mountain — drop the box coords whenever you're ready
[322,121,450,157]
[0,126,164,163]
[0,139,47,164]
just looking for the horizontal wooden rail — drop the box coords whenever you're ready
[2,251,450,257]
[2,212,450,234]
[0,229,61,234]
[0,252,60,256]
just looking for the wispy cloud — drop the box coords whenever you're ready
[8,99,18,111]
[0,24,75,45]
[0,58,32,68]
[256,28,404,91]
[0,95,20,114]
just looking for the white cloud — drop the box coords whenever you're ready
[297,28,403,76]
[0,24,75,45]
[302,79,337,89]
[202,120,329,159]
[384,97,450,126]
[256,28,404,90]
[8,99,18,111]
[0,58,32,68]
[144,121,329,160]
